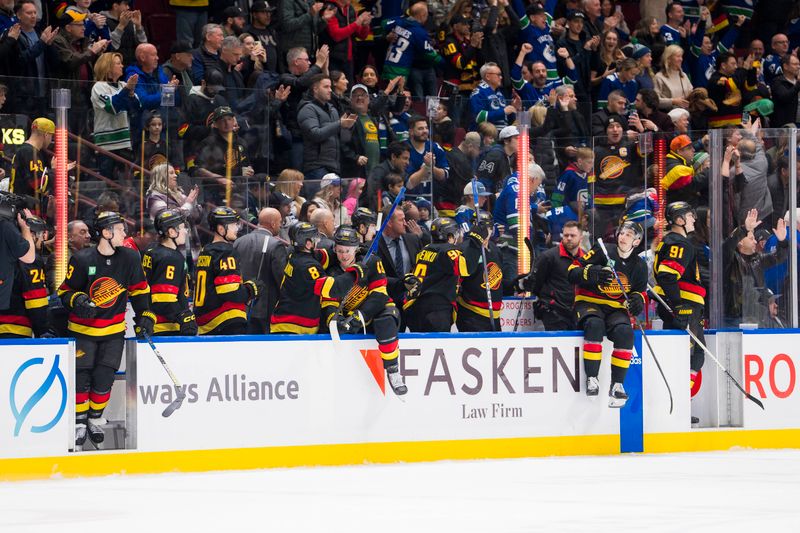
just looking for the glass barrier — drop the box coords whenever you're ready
[709,127,799,330]
[1,73,796,333]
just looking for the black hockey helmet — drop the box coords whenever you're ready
[473,210,493,231]
[430,216,460,243]
[334,224,360,247]
[665,201,695,226]
[24,214,48,233]
[291,221,320,248]
[155,209,186,236]
[351,207,377,229]
[93,211,125,238]
[207,206,239,229]
[616,219,644,241]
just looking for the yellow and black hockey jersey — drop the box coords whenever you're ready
[320,256,391,328]
[654,232,706,307]
[456,239,503,319]
[58,247,151,339]
[142,244,191,335]
[194,241,249,335]
[593,141,644,208]
[567,243,647,310]
[271,249,331,334]
[0,256,49,338]
[404,242,470,310]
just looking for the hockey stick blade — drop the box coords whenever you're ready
[162,388,186,417]
[637,323,674,414]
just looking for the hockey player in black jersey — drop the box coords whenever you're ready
[653,202,707,397]
[195,207,261,336]
[404,217,470,332]
[567,220,648,407]
[143,210,197,336]
[455,211,503,332]
[351,207,378,244]
[0,215,51,338]
[271,222,331,334]
[320,225,407,395]
[58,211,155,447]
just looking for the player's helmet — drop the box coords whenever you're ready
[24,214,48,233]
[155,209,186,236]
[430,217,460,243]
[207,206,239,229]
[292,221,320,249]
[351,207,377,229]
[334,225,360,247]
[473,210,493,231]
[616,219,644,241]
[665,201,695,226]
[93,211,125,238]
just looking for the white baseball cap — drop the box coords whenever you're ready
[499,125,520,140]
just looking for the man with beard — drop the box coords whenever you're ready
[511,42,577,108]
[404,115,449,205]
[515,220,584,330]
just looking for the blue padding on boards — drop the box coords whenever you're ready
[620,329,644,453]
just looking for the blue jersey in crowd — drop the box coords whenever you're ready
[382,16,442,79]
[405,139,449,199]
[510,63,577,107]
[470,81,511,128]
[597,73,639,109]
[551,163,589,210]
[689,21,739,88]
[493,172,546,250]
[512,0,560,82]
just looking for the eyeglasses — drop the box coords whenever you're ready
[487,71,502,77]
[297,57,311,62]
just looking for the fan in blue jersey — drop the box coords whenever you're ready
[551,147,593,214]
[789,18,800,50]
[688,13,742,88]
[660,2,687,46]
[597,58,640,109]
[511,0,560,82]
[511,42,578,108]
[494,161,547,285]
[455,181,493,233]
[763,33,790,86]
[382,3,444,81]
[404,115,449,205]
[469,62,521,128]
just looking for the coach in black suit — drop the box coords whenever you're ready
[376,206,423,330]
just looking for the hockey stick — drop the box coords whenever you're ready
[471,178,496,331]
[141,331,186,417]
[646,284,765,410]
[331,187,407,343]
[597,238,674,414]
[247,234,270,320]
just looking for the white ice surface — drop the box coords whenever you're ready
[1,449,799,533]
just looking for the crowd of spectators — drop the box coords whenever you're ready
[1,0,799,330]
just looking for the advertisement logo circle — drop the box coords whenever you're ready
[9,354,67,437]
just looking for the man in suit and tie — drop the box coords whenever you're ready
[377,205,423,331]
[233,207,289,334]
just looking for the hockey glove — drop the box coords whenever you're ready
[511,272,535,293]
[672,304,693,330]
[403,273,420,291]
[70,293,97,319]
[244,279,264,302]
[134,310,156,338]
[338,312,364,334]
[627,292,645,317]
[176,309,198,336]
[467,224,489,246]
[583,264,614,285]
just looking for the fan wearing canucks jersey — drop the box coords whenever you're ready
[382,3,443,81]
[511,42,577,108]
[511,0,560,82]
[689,14,742,89]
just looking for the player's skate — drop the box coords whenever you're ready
[608,382,628,408]
[586,376,599,396]
[387,365,407,396]
[87,418,107,444]
[75,423,87,447]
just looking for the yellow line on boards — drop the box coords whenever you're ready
[645,428,800,453]
[0,434,619,481]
